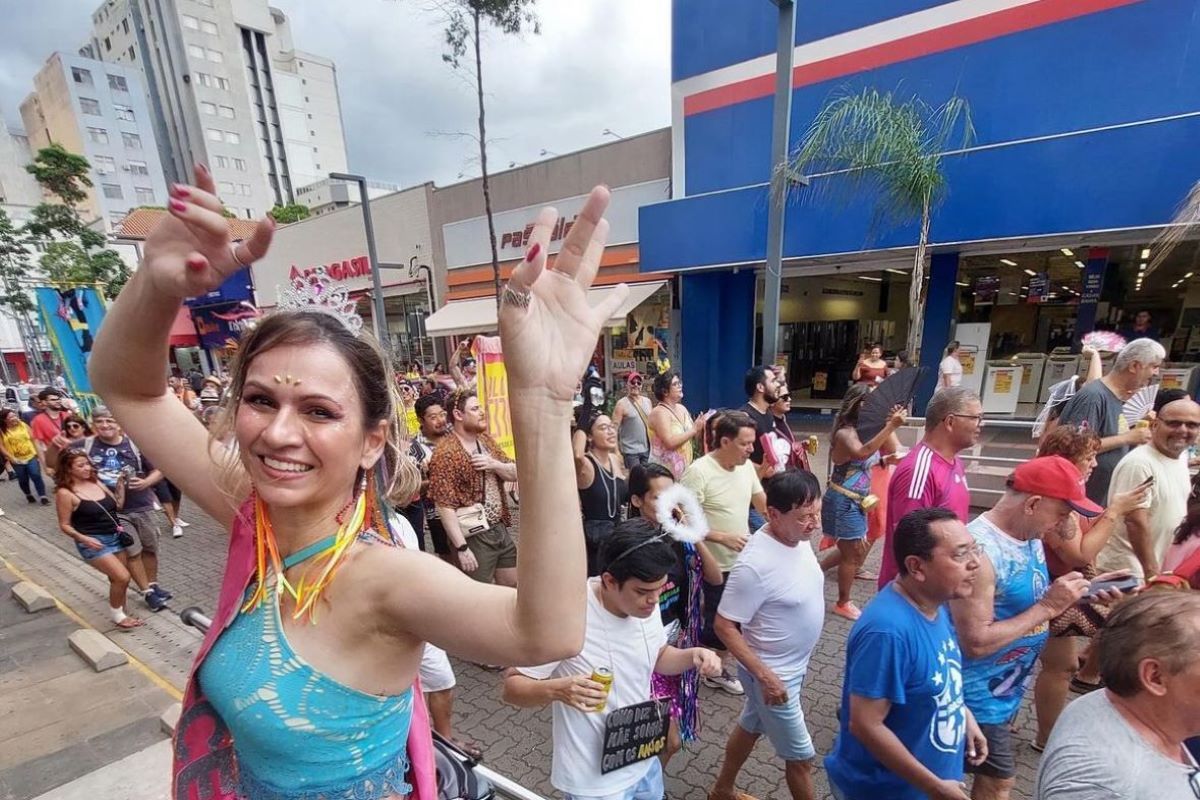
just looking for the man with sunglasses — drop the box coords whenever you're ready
[1097,389,1200,580]
[878,386,982,589]
[612,371,653,469]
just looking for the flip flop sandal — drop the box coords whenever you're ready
[115,617,145,630]
[855,569,879,581]
[452,738,484,761]
[1031,741,1046,753]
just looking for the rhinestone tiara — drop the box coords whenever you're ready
[276,265,364,335]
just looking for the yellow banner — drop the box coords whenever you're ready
[474,335,515,459]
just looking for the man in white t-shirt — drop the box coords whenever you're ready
[503,519,721,800]
[1098,391,1200,579]
[939,341,964,388]
[680,410,767,696]
[708,470,826,800]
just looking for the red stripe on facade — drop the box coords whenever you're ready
[684,0,1143,116]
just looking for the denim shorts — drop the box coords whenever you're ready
[564,758,663,800]
[75,532,123,562]
[737,666,816,762]
[821,488,868,541]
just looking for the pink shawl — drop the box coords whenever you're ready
[170,501,437,800]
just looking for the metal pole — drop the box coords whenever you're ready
[330,173,388,347]
[761,0,797,367]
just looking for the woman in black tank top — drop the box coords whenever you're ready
[573,412,629,576]
[53,449,143,629]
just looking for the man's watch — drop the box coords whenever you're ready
[455,543,470,553]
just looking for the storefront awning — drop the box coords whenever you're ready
[169,306,200,348]
[425,280,666,338]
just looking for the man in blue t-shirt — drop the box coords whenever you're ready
[826,508,989,800]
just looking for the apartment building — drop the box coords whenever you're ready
[85,0,348,218]
[19,52,168,230]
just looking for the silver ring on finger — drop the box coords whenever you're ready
[501,281,532,310]
[230,241,254,269]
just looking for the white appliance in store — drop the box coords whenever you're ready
[952,322,991,396]
[983,362,1025,415]
[1011,353,1047,403]
[1041,355,1080,401]
[1159,363,1200,395]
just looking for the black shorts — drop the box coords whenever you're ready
[154,479,182,505]
[700,573,731,650]
[965,721,1016,780]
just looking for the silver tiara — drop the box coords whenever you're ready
[276,266,363,335]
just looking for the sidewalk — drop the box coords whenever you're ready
[0,564,174,800]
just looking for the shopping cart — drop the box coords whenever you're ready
[179,607,549,800]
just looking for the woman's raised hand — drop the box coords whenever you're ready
[499,186,628,403]
[142,165,275,299]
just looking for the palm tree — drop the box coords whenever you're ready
[782,86,974,354]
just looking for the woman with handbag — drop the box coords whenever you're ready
[54,448,143,629]
[821,383,906,621]
[1031,424,1151,751]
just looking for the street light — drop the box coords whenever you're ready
[601,128,624,140]
[328,172,387,345]
[539,148,559,157]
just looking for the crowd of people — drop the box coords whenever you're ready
[4,170,1199,800]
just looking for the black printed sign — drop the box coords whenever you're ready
[599,699,670,775]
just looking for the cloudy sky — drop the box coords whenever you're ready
[0,0,672,188]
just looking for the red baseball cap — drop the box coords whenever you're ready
[625,371,643,382]
[1010,455,1103,517]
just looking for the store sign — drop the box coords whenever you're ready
[474,335,515,459]
[1081,268,1103,304]
[442,179,669,268]
[289,256,372,283]
[184,271,254,309]
[1027,273,1049,304]
[193,302,263,349]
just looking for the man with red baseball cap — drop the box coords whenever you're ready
[949,456,1100,800]
[611,370,653,469]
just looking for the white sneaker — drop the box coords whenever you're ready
[703,670,745,696]
[177,519,190,528]
[172,523,184,539]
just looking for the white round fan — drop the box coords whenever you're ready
[1032,376,1079,439]
[1122,384,1158,426]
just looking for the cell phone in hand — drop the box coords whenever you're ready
[1137,475,1155,488]
[1080,575,1140,602]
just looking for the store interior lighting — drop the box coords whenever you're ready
[1139,262,1147,271]
[1024,268,1037,276]
[1060,248,1074,257]
[1075,260,1085,268]
[1000,258,1018,266]
[885,268,908,275]
[858,275,882,282]
[1141,248,1151,260]
[956,281,970,287]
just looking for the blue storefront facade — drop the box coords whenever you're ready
[640,0,1200,411]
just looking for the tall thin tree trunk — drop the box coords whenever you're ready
[472,10,502,313]
[907,192,933,358]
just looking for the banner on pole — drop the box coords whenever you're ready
[474,335,515,459]
[35,286,106,411]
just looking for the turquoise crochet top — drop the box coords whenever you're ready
[198,572,414,800]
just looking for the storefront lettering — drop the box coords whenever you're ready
[499,215,577,253]
[289,256,372,283]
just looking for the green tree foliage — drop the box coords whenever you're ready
[439,0,539,310]
[0,209,34,314]
[269,202,311,224]
[22,144,129,294]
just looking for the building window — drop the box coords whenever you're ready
[207,49,223,63]
[128,159,149,176]
[188,44,205,59]
[107,74,128,92]
[79,97,102,116]
[206,128,222,142]
[129,47,135,61]
[121,131,142,149]
[113,104,135,122]
[216,76,230,90]
[238,183,252,196]
[86,127,109,145]
[201,20,218,35]
[94,155,116,174]
[200,101,217,115]
[182,14,199,29]
[72,67,94,86]
[195,72,210,87]
[225,130,240,144]
[218,180,235,194]
[104,37,111,51]
[102,183,123,199]
[233,157,246,171]
[214,155,229,168]
[195,0,214,6]
[218,105,234,119]
[135,186,155,204]
[123,19,129,34]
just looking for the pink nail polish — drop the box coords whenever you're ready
[171,184,190,197]
[186,257,205,271]
[169,199,187,212]
[525,242,541,263]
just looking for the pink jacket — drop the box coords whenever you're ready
[171,501,437,800]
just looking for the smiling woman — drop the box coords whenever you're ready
[87,163,628,800]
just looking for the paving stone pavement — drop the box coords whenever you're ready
[0,454,1052,800]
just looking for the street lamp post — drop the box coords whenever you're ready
[329,172,388,346]
[761,0,798,368]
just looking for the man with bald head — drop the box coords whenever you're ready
[1097,389,1200,579]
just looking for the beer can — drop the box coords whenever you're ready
[1135,419,1150,429]
[590,667,613,712]
[805,435,819,455]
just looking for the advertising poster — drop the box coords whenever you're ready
[36,286,106,409]
[474,335,515,459]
